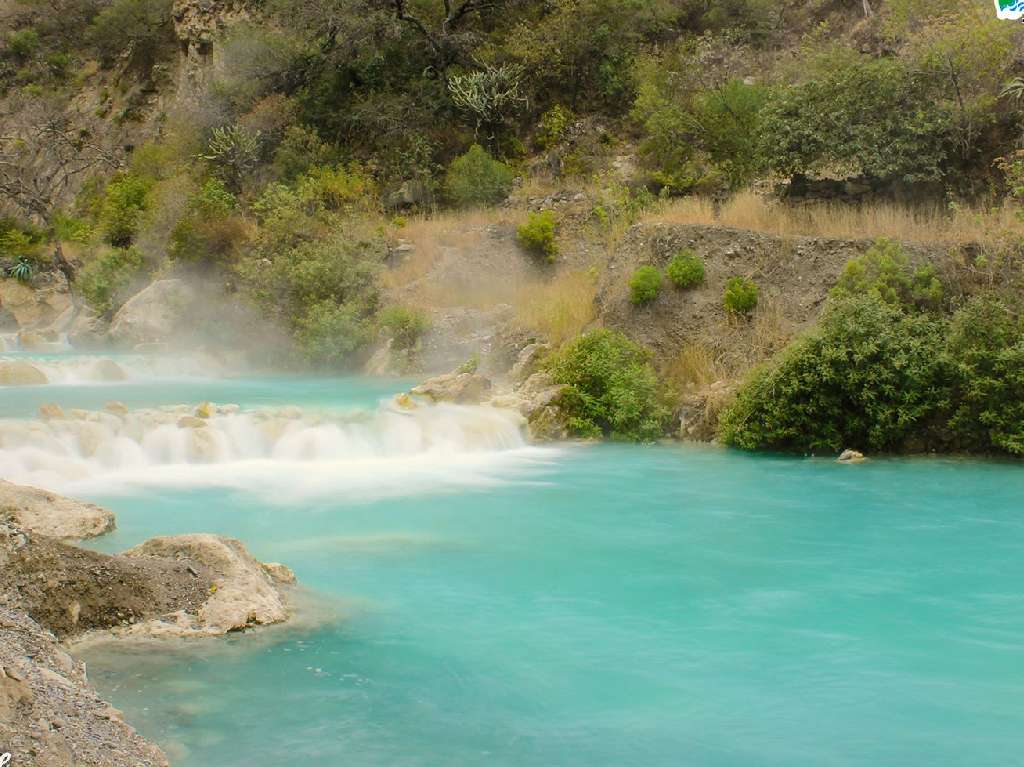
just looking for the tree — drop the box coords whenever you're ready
[379,0,503,72]
[0,95,118,281]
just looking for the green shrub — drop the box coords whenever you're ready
[169,179,242,264]
[833,238,943,312]
[629,266,663,305]
[944,294,1024,454]
[536,105,574,149]
[8,28,40,61]
[758,57,953,182]
[517,210,558,262]
[99,173,152,247]
[719,294,948,453]
[666,249,704,289]
[294,299,373,368]
[548,328,670,441]
[78,247,145,316]
[444,144,514,207]
[723,276,758,314]
[380,306,430,351]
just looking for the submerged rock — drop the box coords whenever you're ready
[0,481,115,541]
[0,360,48,386]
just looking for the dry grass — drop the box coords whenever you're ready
[643,190,1023,246]
[514,270,598,345]
[663,342,726,392]
[382,208,511,292]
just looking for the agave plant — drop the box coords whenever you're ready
[8,257,33,283]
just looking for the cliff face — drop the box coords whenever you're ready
[172,0,252,101]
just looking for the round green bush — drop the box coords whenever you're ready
[630,266,663,305]
[666,249,704,289]
[517,210,558,262]
[444,144,514,207]
[723,276,758,314]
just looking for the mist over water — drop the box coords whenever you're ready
[4,351,1024,766]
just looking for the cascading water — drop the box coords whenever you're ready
[0,400,537,499]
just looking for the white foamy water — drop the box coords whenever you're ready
[0,401,550,501]
[0,354,226,385]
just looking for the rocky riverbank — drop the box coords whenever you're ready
[0,483,297,766]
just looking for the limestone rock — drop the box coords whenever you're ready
[0,481,115,540]
[0,277,71,329]
[509,342,550,384]
[122,535,292,636]
[0,360,48,386]
[108,279,196,348]
[39,403,65,420]
[837,449,866,463]
[411,372,493,404]
[91,358,128,382]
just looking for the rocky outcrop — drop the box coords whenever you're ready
[0,277,71,331]
[837,449,866,463]
[0,482,115,541]
[677,381,736,442]
[0,605,169,767]
[411,372,493,404]
[489,371,569,441]
[0,524,294,643]
[116,535,294,639]
[0,360,48,386]
[173,0,252,100]
[108,279,195,348]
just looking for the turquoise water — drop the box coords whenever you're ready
[3,360,1024,766]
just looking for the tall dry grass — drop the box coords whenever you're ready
[514,270,598,344]
[642,190,1023,246]
[382,208,511,292]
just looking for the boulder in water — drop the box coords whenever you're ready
[0,360,47,386]
[0,481,115,540]
[92,358,128,381]
[837,449,866,463]
[105,401,129,416]
[195,401,214,419]
[177,415,207,428]
[411,372,493,404]
[38,402,65,420]
[16,329,51,350]
[108,279,196,347]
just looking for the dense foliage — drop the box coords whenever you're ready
[547,329,670,442]
[720,239,1024,456]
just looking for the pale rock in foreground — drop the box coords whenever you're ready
[118,534,295,638]
[0,481,115,540]
[837,449,866,463]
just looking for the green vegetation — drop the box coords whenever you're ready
[547,329,670,442]
[444,145,514,207]
[7,257,33,283]
[517,211,558,262]
[79,247,145,316]
[720,243,1024,456]
[380,306,430,351]
[629,266,662,305]
[666,249,704,289]
[723,276,758,315]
